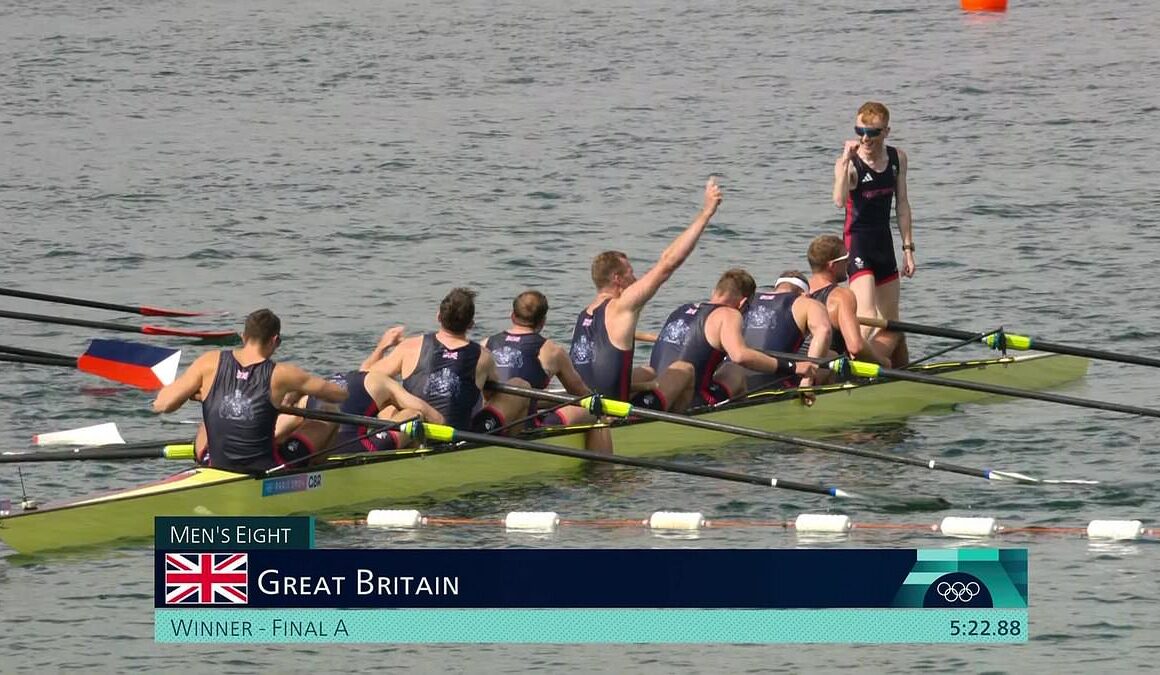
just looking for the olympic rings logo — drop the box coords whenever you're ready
[936,581,981,603]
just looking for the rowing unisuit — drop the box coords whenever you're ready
[743,290,804,390]
[649,302,728,406]
[570,299,632,400]
[201,350,279,472]
[845,145,900,285]
[808,283,848,355]
[403,332,483,430]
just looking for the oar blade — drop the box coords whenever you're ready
[141,325,239,342]
[77,339,181,390]
[139,305,207,318]
[33,422,125,446]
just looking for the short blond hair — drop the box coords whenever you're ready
[807,235,846,272]
[591,251,629,289]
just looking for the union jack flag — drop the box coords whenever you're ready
[164,553,249,605]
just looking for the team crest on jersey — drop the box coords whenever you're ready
[441,350,459,360]
[493,346,524,369]
[853,256,865,270]
[219,390,254,421]
[570,336,593,365]
[746,305,775,330]
[426,368,460,397]
[661,320,691,346]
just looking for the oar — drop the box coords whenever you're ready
[0,339,181,390]
[0,442,195,463]
[275,405,868,500]
[765,348,1160,421]
[862,317,1160,369]
[486,382,1094,484]
[0,286,210,317]
[33,422,125,446]
[0,308,238,343]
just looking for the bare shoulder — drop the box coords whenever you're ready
[896,147,909,166]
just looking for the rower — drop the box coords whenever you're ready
[370,288,529,432]
[151,309,347,473]
[277,345,446,459]
[570,177,723,400]
[718,270,831,394]
[484,290,595,430]
[632,269,816,412]
[832,100,913,365]
[805,234,892,370]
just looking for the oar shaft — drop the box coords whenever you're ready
[758,347,1160,420]
[277,404,849,498]
[486,382,993,481]
[863,317,1160,369]
[0,287,203,317]
[0,444,194,463]
[429,424,846,498]
[0,344,73,360]
[0,353,76,368]
[0,308,143,334]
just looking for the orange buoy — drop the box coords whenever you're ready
[961,0,1007,10]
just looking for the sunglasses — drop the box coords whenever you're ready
[854,126,884,138]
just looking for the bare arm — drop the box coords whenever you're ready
[717,309,784,372]
[615,178,722,314]
[895,149,915,277]
[634,330,658,343]
[476,349,498,395]
[802,299,832,362]
[545,341,592,397]
[833,140,859,207]
[368,338,409,378]
[278,364,348,403]
[834,291,891,366]
[152,352,213,413]
[379,375,443,424]
[359,325,406,372]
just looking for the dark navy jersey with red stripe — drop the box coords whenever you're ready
[402,333,482,430]
[845,146,901,284]
[742,291,804,392]
[649,302,726,405]
[201,351,278,473]
[570,299,632,399]
[808,284,848,355]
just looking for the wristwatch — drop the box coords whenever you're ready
[902,243,915,252]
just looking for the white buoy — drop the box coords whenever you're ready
[647,511,705,530]
[1086,520,1144,540]
[939,516,999,537]
[504,511,559,532]
[366,509,424,529]
[794,513,852,533]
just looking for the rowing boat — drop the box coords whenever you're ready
[0,353,1088,555]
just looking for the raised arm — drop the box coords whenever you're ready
[152,352,214,413]
[832,140,859,208]
[368,337,411,378]
[895,149,915,278]
[616,178,722,313]
[359,325,406,372]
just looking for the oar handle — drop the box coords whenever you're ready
[857,316,888,329]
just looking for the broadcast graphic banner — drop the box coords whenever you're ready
[154,517,1028,643]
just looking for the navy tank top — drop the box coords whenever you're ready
[402,333,482,430]
[743,291,804,353]
[845,145,900,237]
[570,299,632,400]
[201,350,278,473]
[808,284,848,355]
[485,331,549,389]
[649,303,725,402]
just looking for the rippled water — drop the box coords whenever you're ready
[1,0,1158,671]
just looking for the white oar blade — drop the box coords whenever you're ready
[152,349,182,386]
[33,422,125,447]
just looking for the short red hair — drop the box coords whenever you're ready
[857,101,890,126]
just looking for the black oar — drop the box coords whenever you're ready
[0,308,238,343]
[766,348,1160,421]
[0,440,194,463]
[0,352,76,368]
[487,382,1094,485]
[0,286,210,317]
[276,405,868,500]
[862,317,1160,369]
